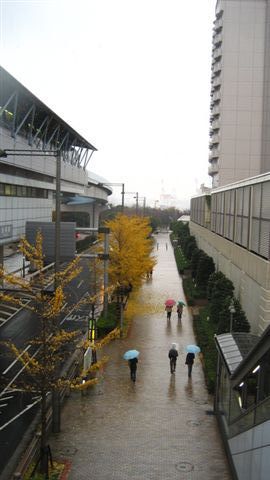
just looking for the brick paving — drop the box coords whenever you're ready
[50,232,232,480]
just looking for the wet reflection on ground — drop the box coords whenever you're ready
[50,232,232,480]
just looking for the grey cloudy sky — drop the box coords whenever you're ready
[1,0,216,208]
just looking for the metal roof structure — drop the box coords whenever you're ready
[214,332,259,375]
[0,66,97,169]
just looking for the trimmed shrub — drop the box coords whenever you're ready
[173,246,190,273]
[193,306,217,394]
[195,252,215,291]
[97,303,118,337]
[209,273,234,325]
[182,278,206,306]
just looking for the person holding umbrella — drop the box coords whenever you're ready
[185,352,195,377]
[129,357,138,382]
[177,300,185,320]
[123,350,139,382]
[168,343,178,374]
[165,299,175,320]
[185,345,200,378]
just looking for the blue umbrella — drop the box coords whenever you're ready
[186,344,201,354]
[123,349,140,360]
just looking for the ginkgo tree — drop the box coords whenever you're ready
[0,231,119,476]
[102,214,156,290]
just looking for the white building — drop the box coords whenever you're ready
[209,0,270,188]
[0,66,112,265]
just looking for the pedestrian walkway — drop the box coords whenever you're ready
[50,232,232,480]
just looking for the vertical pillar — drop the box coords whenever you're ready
[53,151,61,432]
[0,245,4,287]
[98,227,110,317]
[121,183,125,214]
[55,151,61,287]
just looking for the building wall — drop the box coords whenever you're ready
[190,221,270,334]
[229,419,270,480]
[0,125,109,244]
[209,0,267,187]
[0,193,53,242]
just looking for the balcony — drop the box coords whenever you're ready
[212,75,222,88]
[212,90,221,102]
[213,62,222,74]
[213,33,222,46]
[213,47,222,60]
[211,105,220,116]
[211,119,220,130]
[209,148,219,161]
[214,18,223,33]
[211,133,220,145]
[208,161,219,175]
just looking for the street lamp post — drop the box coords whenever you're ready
[138,196,146,216]
[99,182,125,213]
[229,299,236,333]
[125,191,139,214]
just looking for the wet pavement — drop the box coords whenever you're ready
[50,232,232,480]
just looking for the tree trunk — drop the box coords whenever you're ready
[40,391,48,476]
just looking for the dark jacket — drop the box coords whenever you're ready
[185,353,195,365]
[129,358,138,371]
[168,348,178,359]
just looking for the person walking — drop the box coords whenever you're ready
[168,344,178,374]
[177,304,183,320]
[165,305,173,321]
[128,357,138,382]
[185,352,195,377]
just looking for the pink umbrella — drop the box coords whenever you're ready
[165,299,176,307]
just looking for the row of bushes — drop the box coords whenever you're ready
[173,244,191,273]
[170,221,250,394]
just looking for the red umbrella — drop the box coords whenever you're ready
[165,299,176,307]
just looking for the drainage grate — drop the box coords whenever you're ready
[175,462,194,472]
[194,399,209,405]
[60,446,78,456]
[186,419,201,426]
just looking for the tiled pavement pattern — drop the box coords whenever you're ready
[50,233,232,480]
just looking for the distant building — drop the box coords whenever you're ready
[177,215,190,223]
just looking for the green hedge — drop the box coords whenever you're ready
[97,303,118,337]
[182,277,206,306]
[76,235,97,253]
[174,246,191,273]
[193,306,217,394]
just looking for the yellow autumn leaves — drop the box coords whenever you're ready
[103,214,156,290]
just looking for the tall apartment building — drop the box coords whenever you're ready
[209,0,270,188]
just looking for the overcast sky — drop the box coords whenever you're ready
[1,0,216,209]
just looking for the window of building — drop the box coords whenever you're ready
[0,182,48,198]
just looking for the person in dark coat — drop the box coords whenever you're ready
[177,304,183,320]
[128,357,138,382]
[168,345,178,373]
[165,305,173,320]
[185,352,195,377]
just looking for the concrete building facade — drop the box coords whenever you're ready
[0,66,112,264]
[209,0,270,188]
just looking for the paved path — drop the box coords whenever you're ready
[50,233,232,480]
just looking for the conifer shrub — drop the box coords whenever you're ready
[195,252,215,292]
